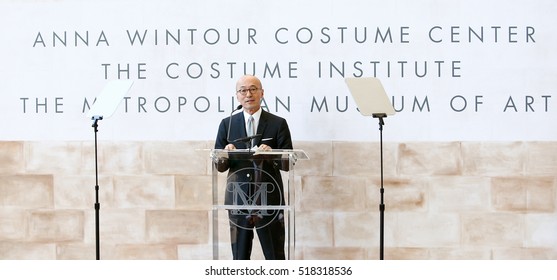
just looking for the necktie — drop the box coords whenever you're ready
[247,115,255,148]
[247,115,255,136]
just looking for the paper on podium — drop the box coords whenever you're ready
[345,77,395,116]
[87,80,134,119]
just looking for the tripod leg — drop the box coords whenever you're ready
[92,119,101,260]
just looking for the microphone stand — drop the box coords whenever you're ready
[226,105,243,143]
[372,113,386,260]
[91,115,103,260]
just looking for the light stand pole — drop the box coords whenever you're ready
[344,76,394,260]
[373,113,386,260]
[92,115,103,260]
[86,79,134,260]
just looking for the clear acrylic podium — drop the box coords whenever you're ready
[210,149,308,260]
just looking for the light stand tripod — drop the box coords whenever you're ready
[373,113,387,260]
[91,115,103,260]
[344,76,395,260]
[86,79,134,260]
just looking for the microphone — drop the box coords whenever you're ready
[226,104,243,142]
[233,134,261,144]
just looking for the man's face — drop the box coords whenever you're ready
[236,76,264,113]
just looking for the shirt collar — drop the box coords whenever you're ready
[243,108,262,123]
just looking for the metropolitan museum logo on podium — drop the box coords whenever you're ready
[226,166,283,230]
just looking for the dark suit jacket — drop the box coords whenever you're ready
[214,110,293,206]
[215,110,293,151]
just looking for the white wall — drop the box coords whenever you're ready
[1,0,556,141]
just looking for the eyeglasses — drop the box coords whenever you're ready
[236,87,260,96]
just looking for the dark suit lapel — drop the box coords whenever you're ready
[232,113,247,140]
[257,111,269,136]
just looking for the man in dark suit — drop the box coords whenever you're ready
[214,75,293,260]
